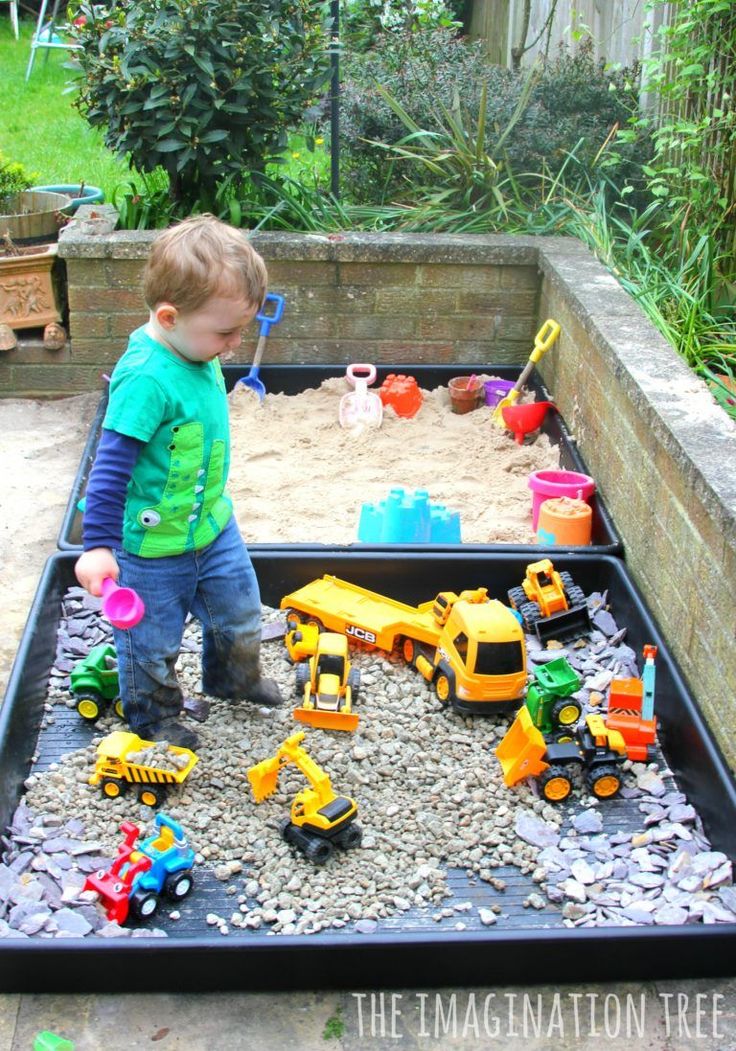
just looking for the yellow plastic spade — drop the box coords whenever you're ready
[492,319,561,427]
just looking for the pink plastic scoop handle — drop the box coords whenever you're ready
[101,576,145,630]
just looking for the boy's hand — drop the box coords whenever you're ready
[75,548,119,597]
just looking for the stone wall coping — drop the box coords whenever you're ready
[539,243,736,552]
[58,227,548,264]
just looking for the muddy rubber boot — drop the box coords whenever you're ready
[245,675,283,708]
[201,640,284,707]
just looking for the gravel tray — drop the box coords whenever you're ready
[57,364,621,555]
[1,550,734,991]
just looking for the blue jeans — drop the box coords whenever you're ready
[113,515,262,733]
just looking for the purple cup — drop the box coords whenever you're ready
[484,379,515,408]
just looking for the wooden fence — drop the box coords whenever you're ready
[468,0,673,75]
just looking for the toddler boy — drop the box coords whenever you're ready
[75,215,282,748]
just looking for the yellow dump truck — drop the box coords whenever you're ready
[89,730,199,808]
[280,575,527,713]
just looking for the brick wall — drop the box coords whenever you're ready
[0,231,542,396]
[537,239,736,770]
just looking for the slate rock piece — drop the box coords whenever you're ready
[515,812,560,849]
[571,809,603,835]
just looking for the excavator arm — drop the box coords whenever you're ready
[247,732,336,808]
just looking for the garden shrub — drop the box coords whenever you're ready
[339,30,650,203]
[0,154,35,204]
[70,0,330,214]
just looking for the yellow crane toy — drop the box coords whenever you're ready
[247,731,362,864]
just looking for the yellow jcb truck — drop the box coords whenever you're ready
[280,575,527,713]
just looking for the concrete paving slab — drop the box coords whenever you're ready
[7,981,736,1051]
[0,997,19,1051]
[11,992,342,1051]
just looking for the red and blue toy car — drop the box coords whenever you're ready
[83,813,196,924]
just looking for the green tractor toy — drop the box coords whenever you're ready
[70,644,123,723]
[524,656,583,739]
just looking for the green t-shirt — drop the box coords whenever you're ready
[104,326,233,557]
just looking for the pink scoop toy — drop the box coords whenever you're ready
[101,577,145,630]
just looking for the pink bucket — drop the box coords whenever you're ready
[528,469,596,530]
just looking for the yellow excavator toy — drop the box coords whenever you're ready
[247,731,362,864]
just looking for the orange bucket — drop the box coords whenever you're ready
[537,496,592,546]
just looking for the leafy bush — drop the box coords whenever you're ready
[339,30,650,203]
[0,154,36,204]
[70,0,330,213]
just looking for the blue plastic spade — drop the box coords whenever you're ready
[238,293,285,399]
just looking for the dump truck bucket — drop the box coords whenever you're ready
[535,605,591,645]
[495,707,550,786]
[293,706,360,732]
[247,756,282,802]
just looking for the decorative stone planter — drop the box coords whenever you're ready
[0,243,62,332]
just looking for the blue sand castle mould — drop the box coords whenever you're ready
[357,488,462,544]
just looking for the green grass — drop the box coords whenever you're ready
[0,19,140,199]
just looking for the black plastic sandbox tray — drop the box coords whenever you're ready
[2,549,735,991]
[57,363,622,555]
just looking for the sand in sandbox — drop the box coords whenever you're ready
[0,394,99,697]
[228,378,559,545]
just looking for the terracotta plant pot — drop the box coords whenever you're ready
[0,243,63,333]
[448,375,483,414]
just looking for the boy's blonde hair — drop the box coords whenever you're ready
[143,214,267,314]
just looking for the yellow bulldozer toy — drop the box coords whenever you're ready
[286,625,360,732]
[247,731,362,864]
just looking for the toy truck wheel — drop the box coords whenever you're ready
[334,822,362,851]
[76,692,102,722]
[347,669,361,700]
[101,777,127,799]
[304,836,334,865]
[518,602,542,633]
[559,571,575,589]
[434,671,455,707]
[539,765,573,802]
[402,637,416,664]
[564,584,587,609]
[295,663,311,695]
[113,698,124,719]
[129,889,160,920]
[587,764,622,800]
[551,697,582,728]
[164,870,194,901]
[507,586,527,610]
[137,785,165,808]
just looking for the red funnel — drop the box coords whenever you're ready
[501,401,555,444]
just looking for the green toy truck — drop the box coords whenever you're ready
[70,643,123,723]
[524,656,582,738]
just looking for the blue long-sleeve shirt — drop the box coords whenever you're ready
[82,429,144,551]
